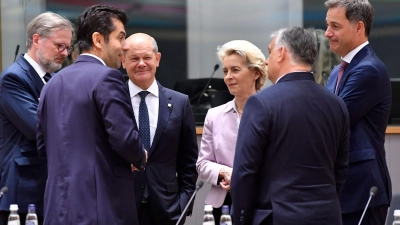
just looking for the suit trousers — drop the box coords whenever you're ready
[342,205,388,225]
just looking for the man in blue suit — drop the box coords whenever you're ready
[36,5,147,224]
[231,27,350,224]
[325,1,392,224]
[122,33,198,225]
[0,12,73,225]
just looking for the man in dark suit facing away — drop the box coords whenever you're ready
[0,12,73,225]
[325,1,392,224]
[231,27,350,225]
[122,33,198,225]
[36,5,147,225]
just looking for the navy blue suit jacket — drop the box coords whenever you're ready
[0,54,47,215]
[37,55,146,224]
[231,72,350,225]
[326,44,392,213]
[131,82,198,225]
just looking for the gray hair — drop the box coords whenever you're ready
[325,0,374,36]
[216,40,267,91]
[271,27,317,67]
[150,36,158,54]
[26,12,74,49]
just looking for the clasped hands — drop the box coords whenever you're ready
[218,166,232,191]
[131,149,148,171]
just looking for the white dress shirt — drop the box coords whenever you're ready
[128,79,159,147]
[342,41,369,64]
[23,54,48,83]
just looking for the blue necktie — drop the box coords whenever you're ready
[139,91,150,150]
[139,91,150,200]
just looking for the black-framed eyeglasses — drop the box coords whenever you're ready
[47,37,74,55]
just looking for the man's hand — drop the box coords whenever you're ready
[132,149,148,172]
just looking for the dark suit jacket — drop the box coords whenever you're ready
[130,82,198,225]
[326,44,392,213]
[231,72,350,225]
[0,54,47,215]
[37,55,146,224]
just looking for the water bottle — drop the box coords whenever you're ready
[220,205,232,225]
[203,205,215,225]
[7,204,20,225]
[25,204,38,225]
[393,209,400,225]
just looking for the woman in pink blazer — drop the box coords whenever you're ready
[196,40,267,223]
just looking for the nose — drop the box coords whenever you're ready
[325,27,332,38]
[225,71,233,79]
[138,59,146,66]
[60,48,69,57]
[265,58,269,66]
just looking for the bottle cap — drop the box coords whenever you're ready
[28,204,36,211]
[222,205,230,213]
[394,209,400,217]
[204,204,213,211]
[9,204,18,211]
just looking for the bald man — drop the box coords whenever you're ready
[122,33,198,225]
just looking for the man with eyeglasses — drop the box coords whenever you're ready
[0,12,73,225]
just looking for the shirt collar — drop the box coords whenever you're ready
[23,54,47,78]
[223,99,236,113]
[128,79,159,98]
[80,53,106,66]
[342,41,369,63]
[276,70,309,83]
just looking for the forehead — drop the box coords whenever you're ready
[268,37,276,49]
[127,39,154,54]
[222,54,246,66]
[110,18,125,35]
[47,29,72,42]
[326,6,347,22]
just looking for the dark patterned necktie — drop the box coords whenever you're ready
[138,91,150,200]
[43,73,52,83]
[139,91,150,150]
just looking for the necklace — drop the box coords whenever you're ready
[235,102,243,114]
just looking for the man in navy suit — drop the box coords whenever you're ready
[0,12,73,225]
[325,1,392,224]
[230,27,350,224]
[122,33,198,225]
[36,5,147,224]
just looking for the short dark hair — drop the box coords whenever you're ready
[325,0,374,37]
[76,5,128,52]
[272,27,318,66]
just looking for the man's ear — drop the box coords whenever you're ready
[32,34,41,48]
[277,46,285,62]
[92,32,103,49]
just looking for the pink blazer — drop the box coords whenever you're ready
[196,100,239,208]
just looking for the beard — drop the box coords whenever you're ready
[36,49,64,73]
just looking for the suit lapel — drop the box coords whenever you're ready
[17,55,44,93]
[149,83,171,155]
[125,80,139,128]
[336,45,372,95]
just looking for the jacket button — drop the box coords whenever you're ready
[141,184,145,188]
